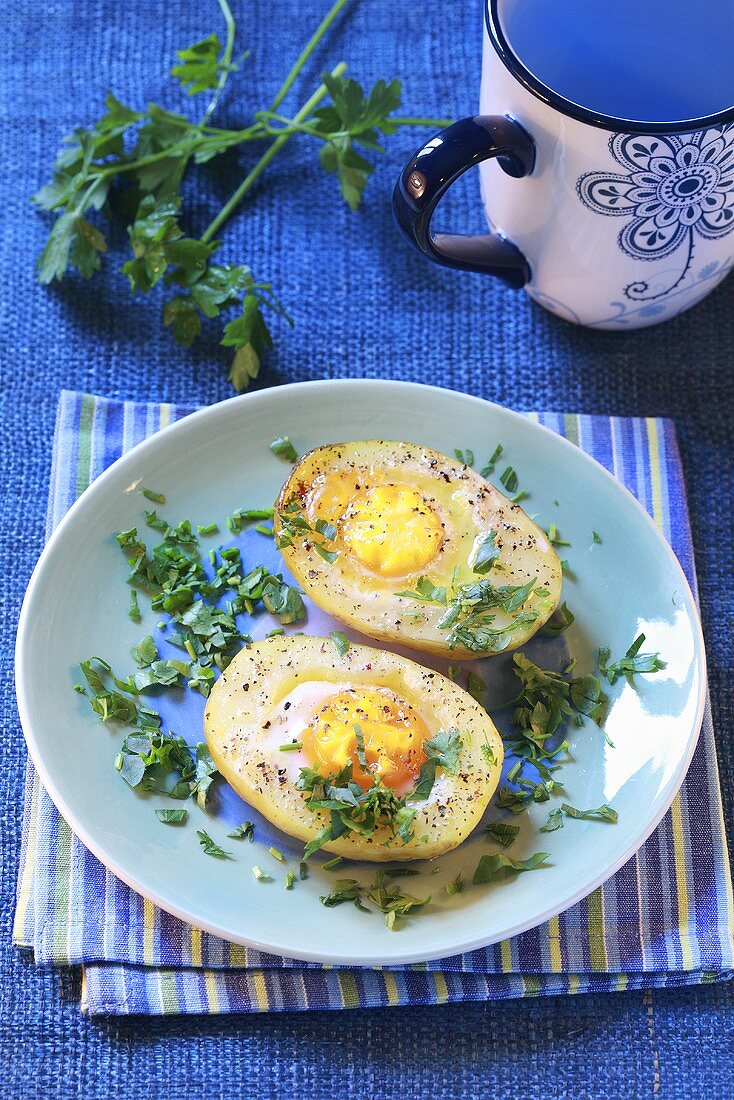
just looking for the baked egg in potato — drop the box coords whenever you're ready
[274,441,562,659]
[204,634,504,861]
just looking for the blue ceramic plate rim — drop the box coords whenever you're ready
[15,380,707,965]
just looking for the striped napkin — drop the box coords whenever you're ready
[14,391,734,1015]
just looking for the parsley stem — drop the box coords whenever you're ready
[268,0,352,112]
[200,61,348,244]
[390,116,455,128]
[202,0,237,124]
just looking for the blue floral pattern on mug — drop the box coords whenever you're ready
[576,127,734,300]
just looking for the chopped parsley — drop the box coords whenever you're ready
[396,572,544,655]
[466,671,487,704]
[226,507,274,533]
[115,731,218,809]
[320,869,430,929]
[128,589,142,623]
[562,802,618,823]
[269,435,298,462]
[285,871,296,890]
[592,530,602,544]
[197,830,231,858]
[472,530,500,575]
[539,808,564,833]
[141,487,166,504]
[540,601,575,637]
[298,762,417,855]
[320,879,368,910]
[488,653,606,813]
[410,729,463,802]
[330,629,351,656]
[480,443,503,478]
[481,741,498,767]
[78,657,141,724]
[545,523,570,547]
[445,872,464,897]
[454,448,474,466]
[227,822,255,841]
[484,822,520,847]
[598,634,666,686]
[155,807,188,825]
[275,499,340,564]
[473,851,549,884]
[498,464,529,501]
[394,576,447,603]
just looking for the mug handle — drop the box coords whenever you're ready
[392,115,535,289]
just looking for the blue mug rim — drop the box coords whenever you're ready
[485,0,734,134]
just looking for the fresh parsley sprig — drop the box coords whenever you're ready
[34,0,452,388]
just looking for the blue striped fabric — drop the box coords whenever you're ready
[13,391,734,1014]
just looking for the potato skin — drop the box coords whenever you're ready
[204,635,504,862]
[274,440,562,660]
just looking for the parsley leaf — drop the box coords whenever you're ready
[171,33,238,96]
[540,601,575,637]
[78,657,140,724]
[411,729,463,802]
[472,530,500,575]
[499,466,519,494]
[445,872,464,897]
[365,868,431,929]
[394,576,447,603]
[330,630,351,657]
[562,802,618,823]
[473,851,549,884]
[484,822,520,847]
[269,435,298,462]
[115,729,219,809]
[598,634,666,686]
[480,444,503,478]
[155,807,189,825]
[128,589,142,623]
[312,73,402,210]
[197,830,232,858]
[227,822,255,841]
[466,671,487,704]
[539,808,564,833]
[320,879,369,910]
[454,448,474,466]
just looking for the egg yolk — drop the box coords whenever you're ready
[339,485,443,577]
[301,687,429,791]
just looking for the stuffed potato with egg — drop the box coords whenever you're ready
[204,634,504,861]
[274,441,562,659]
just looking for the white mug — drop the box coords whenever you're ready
[393,0,734,329]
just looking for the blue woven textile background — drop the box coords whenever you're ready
[1,0,732,1094]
